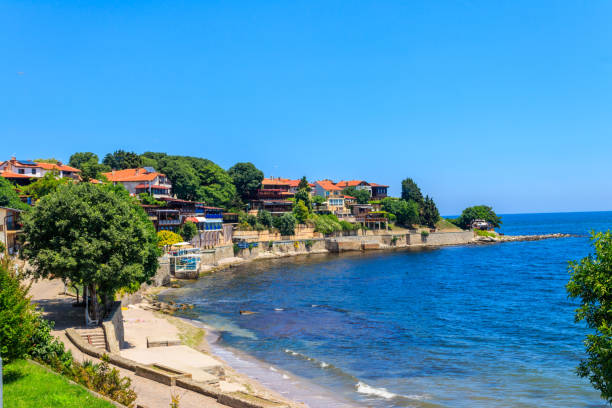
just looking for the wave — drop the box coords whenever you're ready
[356,381,430,403]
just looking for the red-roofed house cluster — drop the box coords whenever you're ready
[0,157,81,185]
[250,177,388,222]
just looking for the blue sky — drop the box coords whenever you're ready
[2,1,611,215]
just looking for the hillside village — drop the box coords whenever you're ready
[0,153,459,256]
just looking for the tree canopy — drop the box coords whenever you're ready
[69,152,110,181]
[157,230,182,247]
[141,153,237,208]
[298,176,311,192]
[341,186,370,204]
[20,183,159,321]
[21,173,71,200]
[381,197,420,227]
[453,205,502,229]
[102,150,143,170]
[292,200,309,224]
[421,195,440,228]
[179,221,198,242]
[567,231,612,403]
[228,162,264,203]
[401,178,424,205]
[273,213,296,236]
[0,178,30,211]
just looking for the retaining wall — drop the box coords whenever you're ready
[101,301,124,353]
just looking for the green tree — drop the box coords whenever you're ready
[274,213,296,236]
[0,177,29,211]
[141,153,237,208]
[21,183,160,322]
[257,210,273,228]
[312,195,326,207]
[381,197,419,227]
[69,152,110,181]
[228,162,264,202]
[0,258,38,362]
[102,150,143,170]
[341,187,370,204]
[294,188,312,211]
[567,231,612,403]
[453,205,502,229]
[293,200,309,224]
[179,221,198,242]
[298,176,311,192]
[421,195,440,228]
[21,172,71,200]
[401,178,424,205]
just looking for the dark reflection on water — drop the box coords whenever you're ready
[162,212,612,407]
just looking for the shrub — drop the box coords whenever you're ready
[304,240,314,249]
[476,230,497,238]
[178,221,198,242]
[257,210,273,228]
[390,236,399,245]
[157,230,183,247]
[0,258,38,363]
[28,315,73,372]
[69,356,137,406]
[233,243,240,255]
[268,241,274,249]
[275,213,297,236]
[421,230,430,237]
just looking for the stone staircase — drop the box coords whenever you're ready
[76,327,107,351]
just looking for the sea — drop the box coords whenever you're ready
[160,211,612,407]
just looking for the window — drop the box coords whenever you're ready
[31,168,36,174]
[18,168,24,174]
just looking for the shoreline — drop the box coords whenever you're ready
[141,231,575,407]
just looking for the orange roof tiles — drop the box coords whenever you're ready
[316,180,342,191]
[1,171,33,179]
[36,162,81,172]
[336,180,366,188]
[102,168,165,182]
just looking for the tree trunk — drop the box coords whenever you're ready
[90,283,99,323]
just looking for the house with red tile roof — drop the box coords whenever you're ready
[102,168,172,198]
[335,180,388,199]
[0,157,81,185]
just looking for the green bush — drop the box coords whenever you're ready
[476,230,497,238]
[233,243,241,255]
[304,240,314,249]
[28,316,73,372]
[421,230,430,237]
[0,258,38,363]
[274,213,297,236]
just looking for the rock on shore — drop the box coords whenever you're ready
[475,233,572,243]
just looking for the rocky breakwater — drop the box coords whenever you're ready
[475,232,572,244]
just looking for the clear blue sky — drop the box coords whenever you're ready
[2,1,611,215]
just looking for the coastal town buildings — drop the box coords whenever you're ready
[0,157,81,185]
[102,167,172,198]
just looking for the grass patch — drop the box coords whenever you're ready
[156,312,206,349]
[476,229,497,238]
[3,360,115,408]
[435,218,462,231]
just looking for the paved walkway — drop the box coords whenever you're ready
[30,278,227,408]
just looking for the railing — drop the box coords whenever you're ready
[158,219,181,225]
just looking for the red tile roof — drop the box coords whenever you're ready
[36,162,81,172]
[102,168,166,182]
[315,180,342,191]
[135,184,170,189]
[1,171,33,179]
[336,180,367,188]
[369,182,389,188]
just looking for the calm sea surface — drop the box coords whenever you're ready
[161,212,612,407]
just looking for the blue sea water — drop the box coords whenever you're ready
[161,212,612,407]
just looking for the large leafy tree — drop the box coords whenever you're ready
[421,195,440,228]
[21,173,71,200]
[293,200,309,224]
[20,183,160,321]
[228,162,264,202]
[69,152,110,181]
[141,153,237,208]
[0,178,29,211]
[102,150,143,170]
[567,231,612,403]
[381,197,419,227]
[294,188,312,211]
[341,186,370,204]
[453,205,502,229]
[401,178,424,205]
